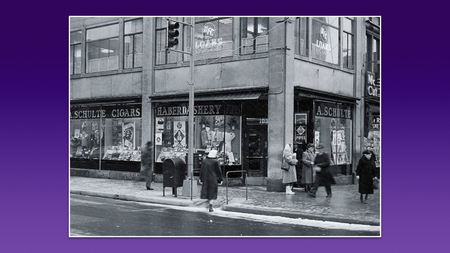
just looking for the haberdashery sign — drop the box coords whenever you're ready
[156,104,241,116]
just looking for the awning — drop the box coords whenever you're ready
[150,91,266,103]
[296,87,360,105]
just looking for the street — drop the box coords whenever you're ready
[70,194,380,237]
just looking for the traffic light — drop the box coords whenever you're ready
[167,20,180,48]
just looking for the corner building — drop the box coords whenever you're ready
[70,16,381,191]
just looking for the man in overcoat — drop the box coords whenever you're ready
[308,144,335,198]
[200,150,223,212]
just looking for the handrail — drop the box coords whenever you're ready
[225,170,248,204]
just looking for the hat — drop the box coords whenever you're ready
[207,150,218,158]
[316,144,325,149]
[307,143,315,148]
[363,150,371,155]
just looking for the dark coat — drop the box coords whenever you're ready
[140,146,153,177]
[314,152,336,186]
[200,157,223,200]
[356,155,377,194]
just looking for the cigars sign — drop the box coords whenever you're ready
[70,105,141,119]
[366,72,381,100]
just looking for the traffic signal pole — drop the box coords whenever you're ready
[188,17,195,201]
[166,18,195,201]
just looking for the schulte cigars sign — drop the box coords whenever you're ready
[70,105,141,119]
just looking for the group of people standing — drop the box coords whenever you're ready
[281,142,378,203]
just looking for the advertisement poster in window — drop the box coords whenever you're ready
[122,122,135,150]
[295,113,307,144]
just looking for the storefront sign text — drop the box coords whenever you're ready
[156,104,241,117]
[71,106,141,119]
[366,72,381,99]
[315,102,352,119]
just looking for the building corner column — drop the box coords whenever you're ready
[267,17,295,191]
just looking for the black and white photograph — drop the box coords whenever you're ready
[69,16,381,237]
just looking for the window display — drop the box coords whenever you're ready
[70,105,142,162]
[314,102,352,165]
[154,103,241,166]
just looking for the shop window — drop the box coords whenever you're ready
[70,31,82,75]
[184,17,234,61]
[314,102,352,166]
[70,105,142,162]
[311,17,339,65]
[86,24,119,73]
[124,19,143,69]
[154,104,241,166]
[240,17,269,55]
[343,17,354,69]
[294,17,309,56]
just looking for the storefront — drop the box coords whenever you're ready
[150,89,267,177]
[364,71,381,174]
[295,88,356,178]
[70,99,142,172]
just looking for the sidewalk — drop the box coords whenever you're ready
[70,176,380,226]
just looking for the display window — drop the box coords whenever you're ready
[70,104,142,162]
[314,101,353,165]
[364,111,380,167]
[154,103,241,166]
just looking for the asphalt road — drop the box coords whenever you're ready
[70,194,380,237]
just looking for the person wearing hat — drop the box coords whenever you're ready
[301,143,316,193]
[308,144,335,198]
[356,150,378,203]
[199,150,223,212]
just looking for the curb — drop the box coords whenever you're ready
[222,206,380,226]
[70,190,204,207]
[71,189,379,226]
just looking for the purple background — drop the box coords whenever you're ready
[2,1,448,252]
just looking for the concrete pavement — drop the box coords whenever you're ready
[70,175,380,226]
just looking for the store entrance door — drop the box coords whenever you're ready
[244,125,268,177]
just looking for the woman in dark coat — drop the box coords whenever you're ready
[308,144,335,198]
[200,150,223,212]
[356,150,377,204]
[140,141,154,190]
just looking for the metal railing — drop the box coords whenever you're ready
[225,170,248,204]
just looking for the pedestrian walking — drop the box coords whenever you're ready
[356,150,378,204]
[140,141,154,190]
[301,143,316,193]
[282,143,298,195]
[308,144,335,198]
[200,150,223,212]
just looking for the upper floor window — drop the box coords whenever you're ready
[240,17,269,55]
[343,17,354,69]
[294,17,309,56]
[70,31,82,75]
[366,35,380,74]
[155,17,178,65]
[156,17,234,64]
[187,17,233,61]
[86,24,119,73]
[311,17,339,65]
[124,19,143,69]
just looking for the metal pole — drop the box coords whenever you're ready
[188,18,195,200]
